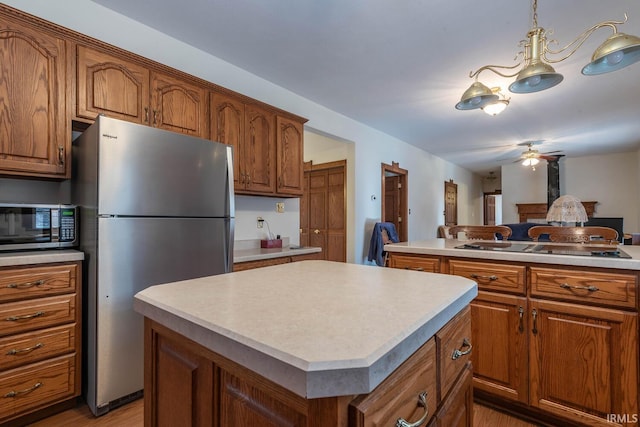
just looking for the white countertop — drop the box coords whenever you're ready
[233,246,321,263]
[134,260,477,398]
[0,249,84,267]
[385,238,640,270]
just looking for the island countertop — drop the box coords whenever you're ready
[385,238,640,270]
[133,260,477,399]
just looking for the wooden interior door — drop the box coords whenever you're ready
[301,160,346,262]
[444,180,458,226]
[381,162,408,242]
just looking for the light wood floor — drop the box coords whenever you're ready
[26,398,539,426]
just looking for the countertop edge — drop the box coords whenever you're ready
[234,246,321,263]
[0,249,85,267]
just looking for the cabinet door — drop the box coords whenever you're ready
[470,292,528,403]
[276,116,304,196]
[210,92,245,190]
[529,299,638,425]
[0,19,67,177]
[77,45,150,124]
[151,72,207,138]
[244,103,276,193]
[146,323,213,427]
[434,365,473,427]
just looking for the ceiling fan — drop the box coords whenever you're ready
[515,141,563,169]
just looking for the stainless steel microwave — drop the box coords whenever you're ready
[0,203,78,251]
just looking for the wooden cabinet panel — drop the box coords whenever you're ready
[0,16,68,177]
[529,299,638,425]
[470,292,528,403]
[77,45,150,123]
[210,92,244,190]
[151,331,213,427]
[449,259,525,294]
[0,324,76,371]
[388,254,440,273]
[0,263,77,303]
[244,103,276,193]
[151,72,208,138]
[0,354,76,421]
[276,116,304,196]
[0,294,76,337]
[436,306,472,402]
[349,337,437,427]
[530,266,637,309]
[434,365,473,427]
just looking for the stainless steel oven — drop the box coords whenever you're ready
[0,203,78,251]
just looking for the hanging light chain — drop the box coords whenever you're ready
[532,0,538,28]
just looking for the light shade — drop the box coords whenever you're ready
[582,32,640,75]
[546,195,588,223]
[482,99,509,116]
[509,62,564,93]
[455,82,499,110]
[521,157,539,166]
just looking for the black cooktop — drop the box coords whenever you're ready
[454,241,631,258]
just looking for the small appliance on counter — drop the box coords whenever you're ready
[0,203,78,251]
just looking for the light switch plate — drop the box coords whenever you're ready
[276,202,285,213]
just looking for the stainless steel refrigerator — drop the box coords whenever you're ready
[72,115,234,416]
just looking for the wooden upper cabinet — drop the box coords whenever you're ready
[276,116,304,196]
[150,72,207,138]
[77,46,208,138]
[76,45,150,124]
[210,93,244,191]
[243,103,276,194]
[0,16,68,178]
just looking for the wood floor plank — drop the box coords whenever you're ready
[25,398,537,426]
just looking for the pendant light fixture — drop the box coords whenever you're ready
[455,0,640,111]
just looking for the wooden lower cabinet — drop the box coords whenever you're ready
[144,308,473,427]
[388,253,640,426]
[233,252,322,272]
[529,299,638,426]
[470,291,528,403]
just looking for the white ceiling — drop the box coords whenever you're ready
[92,0,640,173]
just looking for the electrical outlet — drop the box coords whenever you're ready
[276,202,285,213]
[257,217,264,228]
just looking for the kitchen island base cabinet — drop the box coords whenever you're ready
[143,309,473,427]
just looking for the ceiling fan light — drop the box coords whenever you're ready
[522,157,540,167]
[581,32,640,75]
[509,62,564,93]
[455,82,499,110]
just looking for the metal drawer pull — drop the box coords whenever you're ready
[7,343,44,355]
[470,273,498,281]
[5,311,45,322]
[3,382,42,398]
[559,283,599,292]
[451,338,472,360]
[6,280,45,289]
[396,391,429,427]
[518,306,524,333]
[404,267,424,272]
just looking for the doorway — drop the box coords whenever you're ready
[444,180,457,226]
[483,192,502,225]
[381,162,408,242]
[300,160,347,262]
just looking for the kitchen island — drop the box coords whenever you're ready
[134,260,477,426]
[385,239,640,427]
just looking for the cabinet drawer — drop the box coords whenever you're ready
[0,324,76,371]
[437,306,472,401]
[0,294,76,337]
[449,260,525,294]
[0,263,77,303]
[0,354,77,422]
[530,267,637,309]
[349,337,437,427]
[389,254,440,273]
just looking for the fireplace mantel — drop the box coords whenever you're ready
[516,201,597,222]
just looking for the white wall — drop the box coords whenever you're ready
[6,0,482,263]
[501,151,640,232]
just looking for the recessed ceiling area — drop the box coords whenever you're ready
[91,0,640,173]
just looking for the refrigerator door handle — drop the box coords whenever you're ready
[225,218,235,273]
[226,146,235,218]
